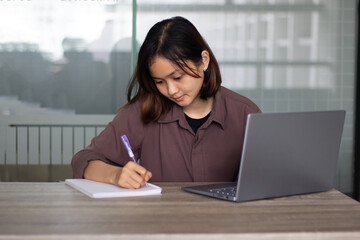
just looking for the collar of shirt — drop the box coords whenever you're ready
[157,87,226,130]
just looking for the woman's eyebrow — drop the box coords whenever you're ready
[152,70,179,80]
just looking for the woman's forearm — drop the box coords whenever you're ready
[84,160,120,185]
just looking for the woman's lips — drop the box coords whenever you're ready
[174,95,185,102]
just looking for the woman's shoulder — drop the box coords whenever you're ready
[218,86,260,112]
[120,99,142,113]
[112,100,143,125]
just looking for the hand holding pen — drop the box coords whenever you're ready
[115,135,152,189]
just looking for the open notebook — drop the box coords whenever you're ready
[65,179,162,198]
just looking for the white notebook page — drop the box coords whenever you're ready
[65,179,162,198]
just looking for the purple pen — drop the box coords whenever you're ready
[121,135,137,162]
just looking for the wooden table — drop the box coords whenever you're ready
[0,182,360,239]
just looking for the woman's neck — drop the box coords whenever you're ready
[183,97,213,119]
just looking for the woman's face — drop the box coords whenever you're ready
[149,55,208,112]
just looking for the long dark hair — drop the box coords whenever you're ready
[124,16,221,123]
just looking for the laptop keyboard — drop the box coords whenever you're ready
[209,186,237,197]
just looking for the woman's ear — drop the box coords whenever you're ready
[201,50,210,72]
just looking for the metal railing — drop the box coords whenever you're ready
[0,114,114,166]
[7,124,106,165]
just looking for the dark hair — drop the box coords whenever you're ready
[124,16,221,123]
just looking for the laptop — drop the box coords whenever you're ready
[182,110,345,202]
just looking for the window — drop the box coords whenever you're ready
[0,0,356,196]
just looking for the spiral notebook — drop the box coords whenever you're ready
[65,179,162,198]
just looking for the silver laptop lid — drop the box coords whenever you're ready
[236,110,345,202]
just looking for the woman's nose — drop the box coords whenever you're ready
[167,82,178,96]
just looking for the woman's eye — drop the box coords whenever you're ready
[174,75,182,80]
[154,80,163,84]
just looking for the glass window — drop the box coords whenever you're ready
[0,0,133,115]
[0,0,357,196]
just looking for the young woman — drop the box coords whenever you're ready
[71,16,261,189]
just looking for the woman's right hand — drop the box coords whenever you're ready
[84,160,152,190]
[113,161,152,189]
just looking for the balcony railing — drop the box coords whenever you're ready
[0,115,113,181]
[8,124,107,165]
[0,115,113,166]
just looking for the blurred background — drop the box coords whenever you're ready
[0,0,358,200]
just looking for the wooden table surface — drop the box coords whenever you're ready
[0,182,360,240]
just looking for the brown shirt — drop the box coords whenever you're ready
[71,86,261,182]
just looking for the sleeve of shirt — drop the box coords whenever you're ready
[71,102,144,178]
[241,96,262,130]
[246,101,261,115]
